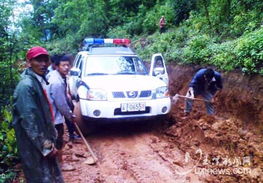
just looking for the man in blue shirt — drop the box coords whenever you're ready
[185,68,223,115]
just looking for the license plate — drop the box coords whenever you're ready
[121,102,146,112]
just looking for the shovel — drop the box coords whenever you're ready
[73,123,98,165]
[172,94,210,104]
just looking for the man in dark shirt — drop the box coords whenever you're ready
[184,68,223,115]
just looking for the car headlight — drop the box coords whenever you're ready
[156,86,169,98]
[87,89,107,101]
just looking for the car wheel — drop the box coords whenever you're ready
[73,101,96,136]
[161,113,176,126]
[153,113,175,128]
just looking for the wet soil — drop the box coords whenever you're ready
[61,122,204,183]
[14,64,263,183]
[167,64,263,182]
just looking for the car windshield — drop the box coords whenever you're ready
[84,56,148,76]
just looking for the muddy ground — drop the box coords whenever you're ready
[15,65,263,183]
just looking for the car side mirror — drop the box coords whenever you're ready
[70,68,81,77]
[153,67,165,76]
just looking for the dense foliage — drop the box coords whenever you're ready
[135,25,263,74]
[0,1,20,181]
[0,0,262,180]
[16,0,262,74]
[133,0,263,75]
[0,0,20,108]
[0,106,18,183]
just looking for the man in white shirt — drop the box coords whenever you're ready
[47,55,76,171]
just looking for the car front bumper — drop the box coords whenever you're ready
[79,97,171,120]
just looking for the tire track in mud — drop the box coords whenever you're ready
[87,126,203,183]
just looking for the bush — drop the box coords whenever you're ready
[142,3,174,34]
[234,28,263,74]
[46,35,79,55]
[0,105,18,183]
[134,31,178,62]
[0,60,20,109]
[230,10,262,37]
[209,41,238,71]
[182,34,212,64]
[107,26,131,38]
[134,25,262,75]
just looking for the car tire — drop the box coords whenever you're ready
[162,112,176,126]
[73,101,96,136]
[153,113,175,128]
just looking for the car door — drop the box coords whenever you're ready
[68,54,83,100]
[149,53,169,86]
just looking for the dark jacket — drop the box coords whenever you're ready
[12,68,64,183]
[189,68,223,95]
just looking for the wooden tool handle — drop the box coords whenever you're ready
[74,123,98,163]
[176,94,210,103]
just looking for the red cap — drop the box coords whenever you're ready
[26,46,49,60]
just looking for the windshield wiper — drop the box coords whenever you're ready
[87,73,109,75]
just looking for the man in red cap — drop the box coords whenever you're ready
[12,46,64,182]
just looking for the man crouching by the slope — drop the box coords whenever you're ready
[12,46,64,182]
[47,55,76,171]
[184,68,223,116]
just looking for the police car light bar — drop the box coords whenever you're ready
[83,38,131,46]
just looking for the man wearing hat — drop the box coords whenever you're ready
[12,46,64,182]
[184,68,223,115]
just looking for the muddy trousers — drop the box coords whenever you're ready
[65,118,76,137]
[185,91,214,115]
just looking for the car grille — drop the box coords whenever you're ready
[139,90,151,97]
[112,91,125,98]
[112,90,152,98]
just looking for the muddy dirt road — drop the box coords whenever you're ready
[62,121,205,183]
[60,65,263,183]
[61,106,262,183]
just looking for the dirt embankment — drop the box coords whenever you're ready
[166,64,263,182]
[168,64,263,127]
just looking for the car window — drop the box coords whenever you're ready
[78,59,83,71]
[154,56,164,68]
[74,54,82,68]
[134,57,147,73]
[84,56,147,76]
[117,56,135,73]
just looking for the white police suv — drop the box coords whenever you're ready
[69,38,171,131]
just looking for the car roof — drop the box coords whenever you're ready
[87,46,136,55]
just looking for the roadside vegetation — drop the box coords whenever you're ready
[0,0,262,182]
[13,0,263,75]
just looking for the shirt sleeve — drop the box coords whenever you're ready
[189,73,202,89]
[50,82,73,121]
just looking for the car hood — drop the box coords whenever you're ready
[82,75,166,91]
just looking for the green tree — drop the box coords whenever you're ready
[0,0,20,108]
[0,1,19,181]
[169,0,196,25]
[28,0,59,41]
